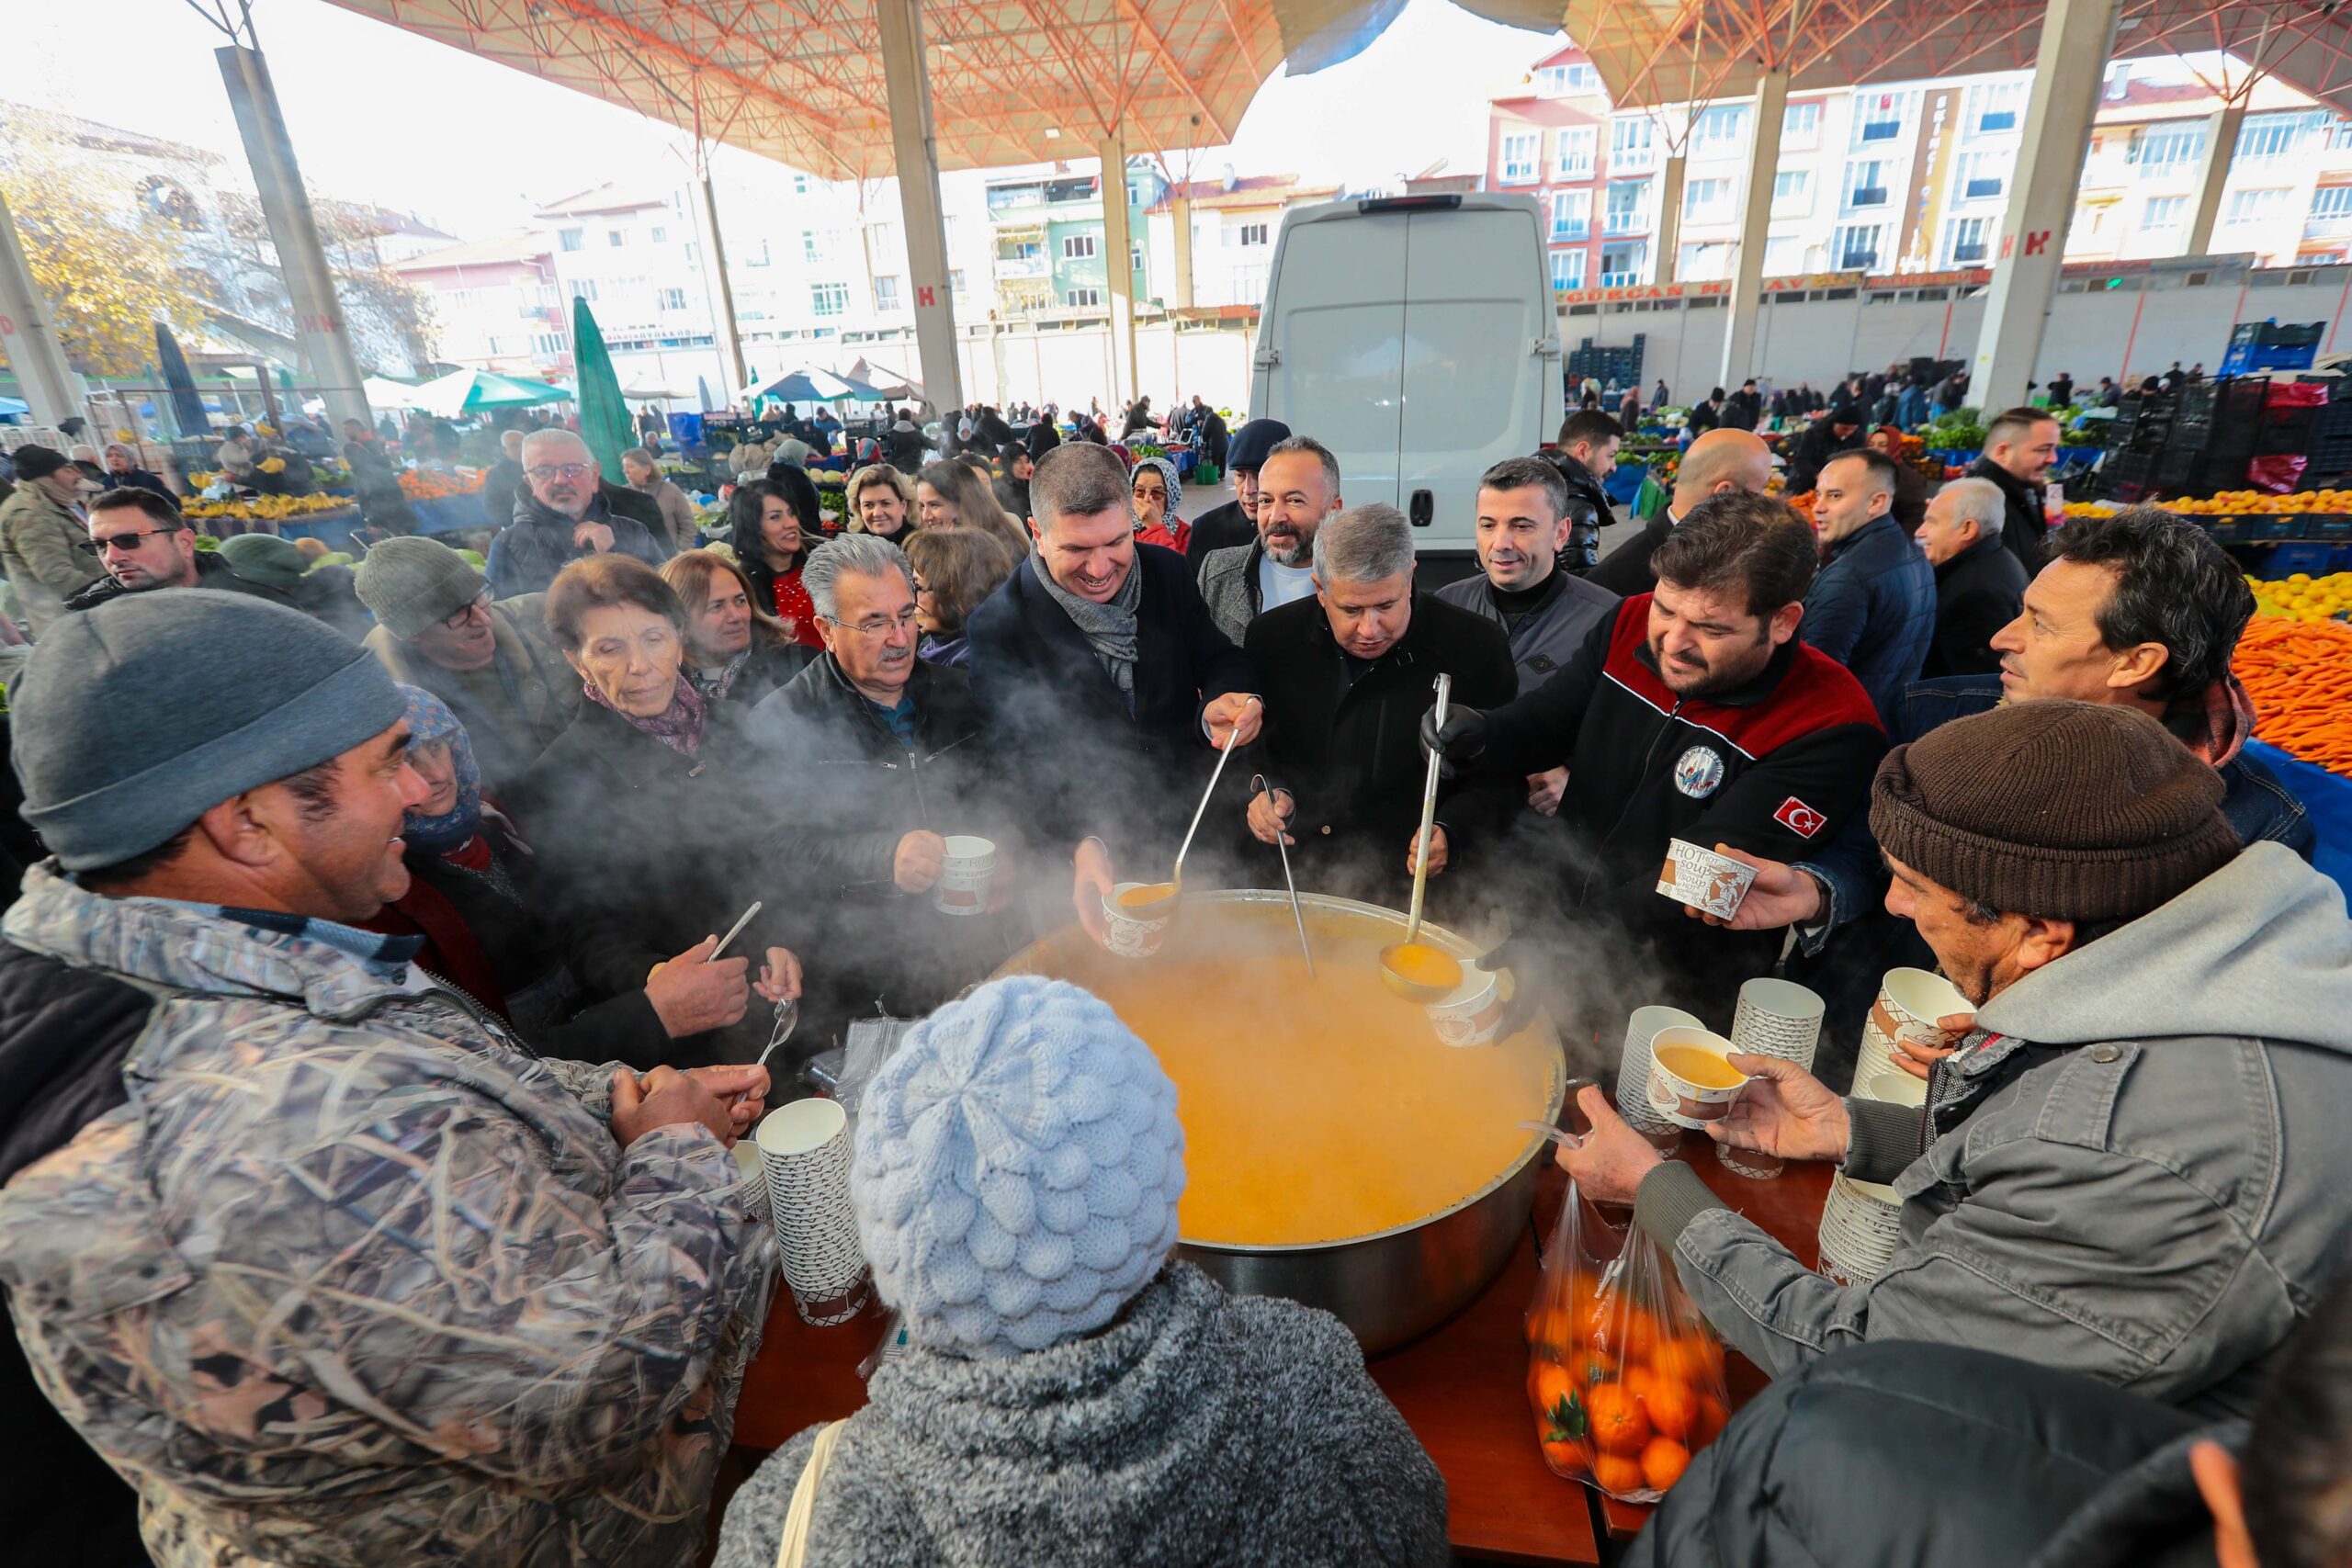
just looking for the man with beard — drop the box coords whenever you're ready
[485,429,669,598]
[1183,416,1289,567]
[1969,406,2064,574]
[1198,434,1341,645]
[1423,491,1884,1027]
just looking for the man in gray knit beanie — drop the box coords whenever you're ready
[1555,699,2352,1418]
[716,975,1448,1567]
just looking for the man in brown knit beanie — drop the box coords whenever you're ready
[1560,700,2352,1416]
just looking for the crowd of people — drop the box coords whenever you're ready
[0,365,2346,1568]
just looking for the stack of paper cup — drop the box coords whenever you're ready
[1616,1005,1702,1135]
[1817,1171,1905,1285]
[1718,978,1826,1179]
[1850,968,1971,1093]
[1856,1066,1929,1109]
[933,836,996,918]
[754,1098,872,1325]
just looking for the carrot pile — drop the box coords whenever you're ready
[2235,615,2352,776]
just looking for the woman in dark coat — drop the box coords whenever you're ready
[509,556,802,1067]
[661,547,816,707]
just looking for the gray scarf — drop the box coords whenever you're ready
[1030,549,1142,698]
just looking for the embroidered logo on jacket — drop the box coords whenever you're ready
[1673,745,1725,798]
[1774,796,1827,838]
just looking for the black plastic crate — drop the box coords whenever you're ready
[2256,405,2322,457]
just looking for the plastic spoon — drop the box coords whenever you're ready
[1379,674,1464,1001]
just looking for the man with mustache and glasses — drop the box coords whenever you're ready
[968,442,1261,950]
[1422,491,1884,1028]
[486,428,670,598]
[1197,434,1341,646]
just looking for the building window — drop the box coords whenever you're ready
[1062,233,1097,259]
[607,230,625,247]
[657,287,687,310]
[1831,222,1883,270]
[1550,188,1590,241]
[1535,61,1600,96]
[1966,81,2026,136]
[1130,242,1145,274]
[803,230,822,263]
[1684,177,1732,220]
[1845,160,1890,209]
[810,281,848,316]
[1500,131,1539,183]
[875,276,901,311]
[1692,106,1747,154]
[1956,149,2010,202]
[1599,239,1647,287]
[1236,221,1269,246]
[1065,288,1102,308]
[1763,234,1807,275]
[1550,247,1587,289]
[1555,125,1597,178]
[530,332,567,355]
[559,228,584,252]
[1611,117,1656,173]
[792,174,811,195]
[1852,92,1908,145]
[569,279,597,301]
[2225,187,2293,226]
[2129,122,2207,176]
[1013,240,1043,261]
[2329,119,2352,151]
[650,226,667,243]
[950,268,967,298]
[1781,101,1822,147]
[1604,179,1648,236]
[1943,214,1994,265]
[1771,168,1813,218]
[2239,113,2319,161]
[2311,186,2352,222]
[2143,195,2188,230]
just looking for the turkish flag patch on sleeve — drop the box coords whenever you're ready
[1774,796,1827,839]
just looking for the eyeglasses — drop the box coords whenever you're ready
[526,463,593,482]
[80,528,179,554]
[441,591,492,630]
[826,606,922,638]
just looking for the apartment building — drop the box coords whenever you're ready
[984,161,1165,316]
[1140,173,1342,309]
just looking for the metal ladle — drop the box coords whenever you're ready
[1379,672,1464,1002]
[1118,695,1260,917]
[1250,772,1315,976]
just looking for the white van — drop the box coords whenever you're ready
[1248,193,1563,560]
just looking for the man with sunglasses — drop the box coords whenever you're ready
[485,428,670,598]
[62,489,283,613]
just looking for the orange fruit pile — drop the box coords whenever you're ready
[1526,1277,1729,1500]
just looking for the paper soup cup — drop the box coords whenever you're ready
[1425,964,1502,1047]
[1102,882,1172,958]
[1656,839,1759,920]
[1645,1027,1749,1129]
[933,835,996,918]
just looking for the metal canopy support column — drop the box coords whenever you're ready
[695,171,749,396]
[1653,153,1687,285]
[1718,67,1789,390]
[0,193,84,427]
[2186,103,2248,256]
[1098,134,1139,408]
[216,46,367,430]
[1172,189,1196,309]
[876,0,963,415]
[1970,0,2122,411]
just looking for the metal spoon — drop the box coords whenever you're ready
[1127,694,1261,915]
[1380,673,1463,1001]
[1250,772,1315,976]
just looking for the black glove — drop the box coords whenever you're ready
[1473,928,1545,1041]
[1419,705,1490,779]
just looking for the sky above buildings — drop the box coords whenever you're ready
[10,0,1547,236]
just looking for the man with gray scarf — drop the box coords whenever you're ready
[967,443,1261,947]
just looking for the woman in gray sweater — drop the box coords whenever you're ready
[715,976,1449,1567]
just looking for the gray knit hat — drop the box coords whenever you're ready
[353,536,486,638]
[1870,700,2239,922]
[10,591,405,870]
[851,976,1186,1357]
[216,533,307,592]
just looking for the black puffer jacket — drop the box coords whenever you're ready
[1969,454,2052,575]
[1626,1341,2218,1568]
[486,481,670,598]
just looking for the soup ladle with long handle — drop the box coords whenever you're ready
[1249,771,1316,976]
[1119,694,1260,918]
[1380,674,1464,1002]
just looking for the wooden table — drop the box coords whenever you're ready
[730,1135,1831,1563]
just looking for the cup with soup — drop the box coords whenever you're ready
[1645,1027,1750,1129]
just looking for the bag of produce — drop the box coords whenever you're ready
[1524,1179,1732,1502]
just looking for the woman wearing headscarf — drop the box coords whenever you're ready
[510,557,802,1068]
[727,473,825,649]
[662,547,816,705]
[1129,453,1188,555]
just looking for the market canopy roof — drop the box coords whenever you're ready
[1561,0,2352,116]
[407,368,574,419]
[741,367,890,404]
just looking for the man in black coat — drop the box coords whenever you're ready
[1913,475,2029,678]
[1587,428,1772,599]
[1537,409,1621,576]
[1784,408,1863,493]
[1185,415,1290,567]
[745,533,1023,1037]
[1244,504,1517,908]
[967,442,1261,946]
[1967,405,2063,574]
[485,428,670,598]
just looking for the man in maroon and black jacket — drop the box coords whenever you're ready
[1424,491,1885,1032]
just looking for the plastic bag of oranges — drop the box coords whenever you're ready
[1524,1180,1731,1502]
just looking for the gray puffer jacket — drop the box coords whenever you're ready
[713,1261,1447,1567]
[1634,841,2352,1416]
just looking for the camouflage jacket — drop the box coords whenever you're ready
[0,864,775,1568]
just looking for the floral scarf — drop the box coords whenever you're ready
[397,684,484,854]
[583,671,709,759]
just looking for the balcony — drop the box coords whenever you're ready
[993,254,1049,280]
[1551,219,1590,242]
[1603,212,1647,237]
[1611,148,1657,175]
[2307,214,2352,239]
[1599,270,1643,288]
[1848,186,1889,209]
[1951,242,1988,263]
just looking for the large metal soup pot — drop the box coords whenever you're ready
[995,888,1566,1354]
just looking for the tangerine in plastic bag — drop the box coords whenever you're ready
[1523,1179,1734,1502]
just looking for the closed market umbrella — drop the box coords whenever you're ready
[155,324,208,437]
[571,298,631,477]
